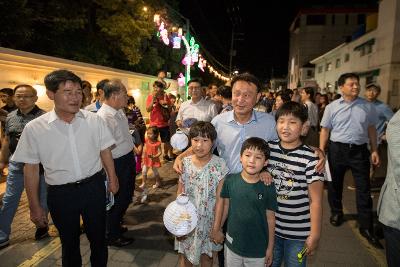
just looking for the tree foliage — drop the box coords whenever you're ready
[0,0,185,76]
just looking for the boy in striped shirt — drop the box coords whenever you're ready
[268,101,324,267]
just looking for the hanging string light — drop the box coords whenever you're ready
[153,13,230,83]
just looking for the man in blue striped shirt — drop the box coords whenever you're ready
[320,73,382,249]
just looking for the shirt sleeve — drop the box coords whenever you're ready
[132,130,142,146]
[305,157,325,184]
[382,105,394,122]
[4,115,10,136]
[210,102,218,119]
[217,157,229,182]
[176,103,184,122]
[368,103,379,127]
[320,104,332,129]
[97,116,116,151]
[10,124,41,164]
[220,174,231,198]
[146,95,153,107]
[102,113,122,146]
[265,184,278,211]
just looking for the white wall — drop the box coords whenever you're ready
[0,47,179,115]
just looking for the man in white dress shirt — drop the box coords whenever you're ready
[176,78,218,132]
[12,69,119,267]
[97,79,135,247]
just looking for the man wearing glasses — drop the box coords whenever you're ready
[0,85,48,249]
[175,78,218,132]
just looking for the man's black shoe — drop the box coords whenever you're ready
[329,213,343,227]
[359,228,384,249]
[35,226,49,240]
[108,236,134,247]
[163,155,173,162]
[0,238,9,249]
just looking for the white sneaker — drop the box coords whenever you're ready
[140,188,148,203]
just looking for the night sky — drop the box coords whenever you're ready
[179,0,378,81]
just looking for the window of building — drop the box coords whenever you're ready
[360,46,366,56]
[366,75,377,85]
[331,15,335,25]
[326,82,331,90]
[344,53,350,62]
[325,62,332,71]
[345,14,349,25]
[306,15,326,25]
[336,58,341,68]
[318,65,323,73]
[366,44,373,54]
[307,70,313,77]
[357,14,366,25]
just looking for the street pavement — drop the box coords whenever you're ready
[0,161,387,267]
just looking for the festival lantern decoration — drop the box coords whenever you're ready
[152,13,230,91]
[177,73,186,87]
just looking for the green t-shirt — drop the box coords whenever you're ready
[221,173,278,258]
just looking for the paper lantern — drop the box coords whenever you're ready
[163,194,198,237]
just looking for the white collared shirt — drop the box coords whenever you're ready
[97,103,134,159]
[176,97,218,124]
[11,109,115,185]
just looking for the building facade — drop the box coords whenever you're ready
[310,0,400,109]
[0,47,179,114]
[288,6,378,89]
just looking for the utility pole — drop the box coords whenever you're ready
[229,29,243,78]
[229,28,235,77]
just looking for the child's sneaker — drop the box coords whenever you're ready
[140,188,148,203]
[139,183,146,190]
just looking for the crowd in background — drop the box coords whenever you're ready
[0,70,398,267]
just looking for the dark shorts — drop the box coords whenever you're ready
[158,126,171,143]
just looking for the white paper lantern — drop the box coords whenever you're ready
[163,194,198,237]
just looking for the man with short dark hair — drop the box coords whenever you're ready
[364,83,394,145]
[300,87,319,147]
[320,72,383,249]
[0,85,48,249]
[12,69,119,266]
[176,78,218,132]
[97,79,135,247]
[0,88,16,113]
[363,83,394,182]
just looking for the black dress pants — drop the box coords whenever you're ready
[47,172,107,267]
[327,141,373,229]
[107,151,136,240]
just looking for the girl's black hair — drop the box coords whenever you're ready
[188,121,217,142]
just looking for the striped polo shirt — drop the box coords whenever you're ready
[267,140,324,240]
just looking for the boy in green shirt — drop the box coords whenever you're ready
[214,137,277,267]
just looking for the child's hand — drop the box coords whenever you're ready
[260,171,273,185]
[265,248,273,266]
[305,235,320,256]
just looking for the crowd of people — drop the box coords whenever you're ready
[0,69,398,267]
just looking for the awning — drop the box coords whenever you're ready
[353,38,375,51]
[356,69,380,77]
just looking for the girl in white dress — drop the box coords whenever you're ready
[175,121,228,266]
